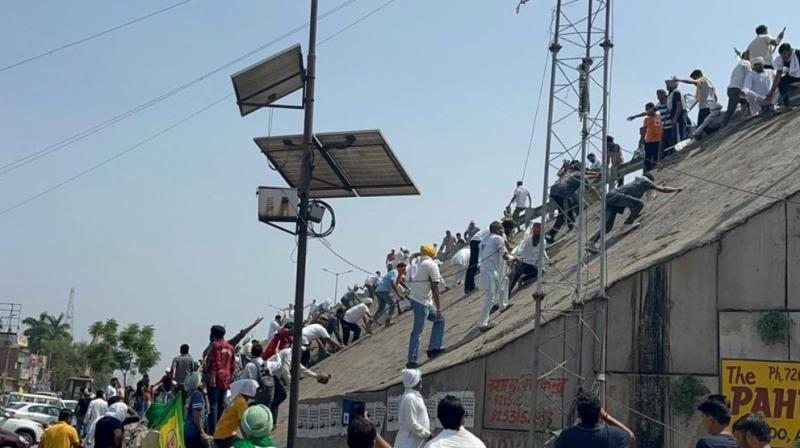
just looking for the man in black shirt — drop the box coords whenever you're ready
[75,388,91,435]
[696,395,737,448]
[554,392,634,448]
[587,173,684,251]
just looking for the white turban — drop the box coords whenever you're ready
[402,369,421,389]
[751,56,765,66]
[230,379,259,399]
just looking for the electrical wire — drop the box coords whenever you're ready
[0,94,231,217]
[0,0,396,218]
[0,0,361,177]
[0,0,194,73]
[520,9,555,182]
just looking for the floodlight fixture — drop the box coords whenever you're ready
[231,44,305,116]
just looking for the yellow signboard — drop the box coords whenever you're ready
[721,359,800,447]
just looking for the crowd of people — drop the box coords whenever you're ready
[38,23,796,448]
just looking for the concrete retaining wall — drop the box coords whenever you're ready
[295,199,799,447]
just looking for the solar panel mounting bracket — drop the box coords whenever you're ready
[237,73,307,110]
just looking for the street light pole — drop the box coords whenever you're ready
[287,1,318,447]
[322,268,353,300]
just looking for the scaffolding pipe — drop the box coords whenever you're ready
[530,1,563,446]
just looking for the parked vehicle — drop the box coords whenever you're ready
[0,427,28,448]
[61,400,78,413]
[4,393,63,409]
[0,409,42,447]
[4,403,59,425]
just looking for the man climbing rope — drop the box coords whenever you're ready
[587,173,684,252]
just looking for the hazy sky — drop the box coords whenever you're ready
[2,0,797,378]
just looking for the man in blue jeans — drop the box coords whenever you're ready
[406,245,445,369]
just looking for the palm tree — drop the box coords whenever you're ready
[22,312,71,354]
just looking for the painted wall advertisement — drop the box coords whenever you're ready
[721,359,800,447]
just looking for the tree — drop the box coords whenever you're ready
[41,339,88,393]
[85,319,160,388]
[22,312,71,354]
[115,324,160,387]
[85,319,119,382]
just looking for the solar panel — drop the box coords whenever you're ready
[254,130,419,199]
[231,44,304,117]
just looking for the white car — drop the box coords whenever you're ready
[4,403,59,425]
[61,400,78,412]
[0,409,43,447]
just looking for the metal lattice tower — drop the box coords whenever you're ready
[66,288,75,338]
[531,0,612,446]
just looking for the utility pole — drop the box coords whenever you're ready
[322,268,353,300]
[287,1,318,446]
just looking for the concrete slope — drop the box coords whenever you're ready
[271,109,800,441]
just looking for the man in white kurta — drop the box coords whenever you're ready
[395,369,431,448]
[477,221,517,331]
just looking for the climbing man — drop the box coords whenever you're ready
[476,221,517,332]
[766,43,800,109]
[587,173,684,251]
[507,181,532,229]
[509,223,548,293]
[546,160,590,244]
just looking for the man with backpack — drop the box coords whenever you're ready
[241,342,274,408]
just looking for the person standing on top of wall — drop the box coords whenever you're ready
[676,69,717,128]
[723,58,752,126]
[746,24,785,69]
[374,263,404,327]
[696,395,737,448]
[507,181,533,229]
[605,135,625,187]
[463,220,480,241]
[554,392,634,448]
[663,79,686,150]
[406,245,445,369]
[476,221,517,332]
[627,102,663,172]
[437,230,458,260]
[464,226,489,295]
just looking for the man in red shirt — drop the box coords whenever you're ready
[261,324,293,360]
[204,325,235,435]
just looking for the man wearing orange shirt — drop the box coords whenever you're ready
[629,103,663,173]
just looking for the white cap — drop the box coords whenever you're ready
[752,56,765,66]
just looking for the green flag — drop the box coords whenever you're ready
[153,395,185,448]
